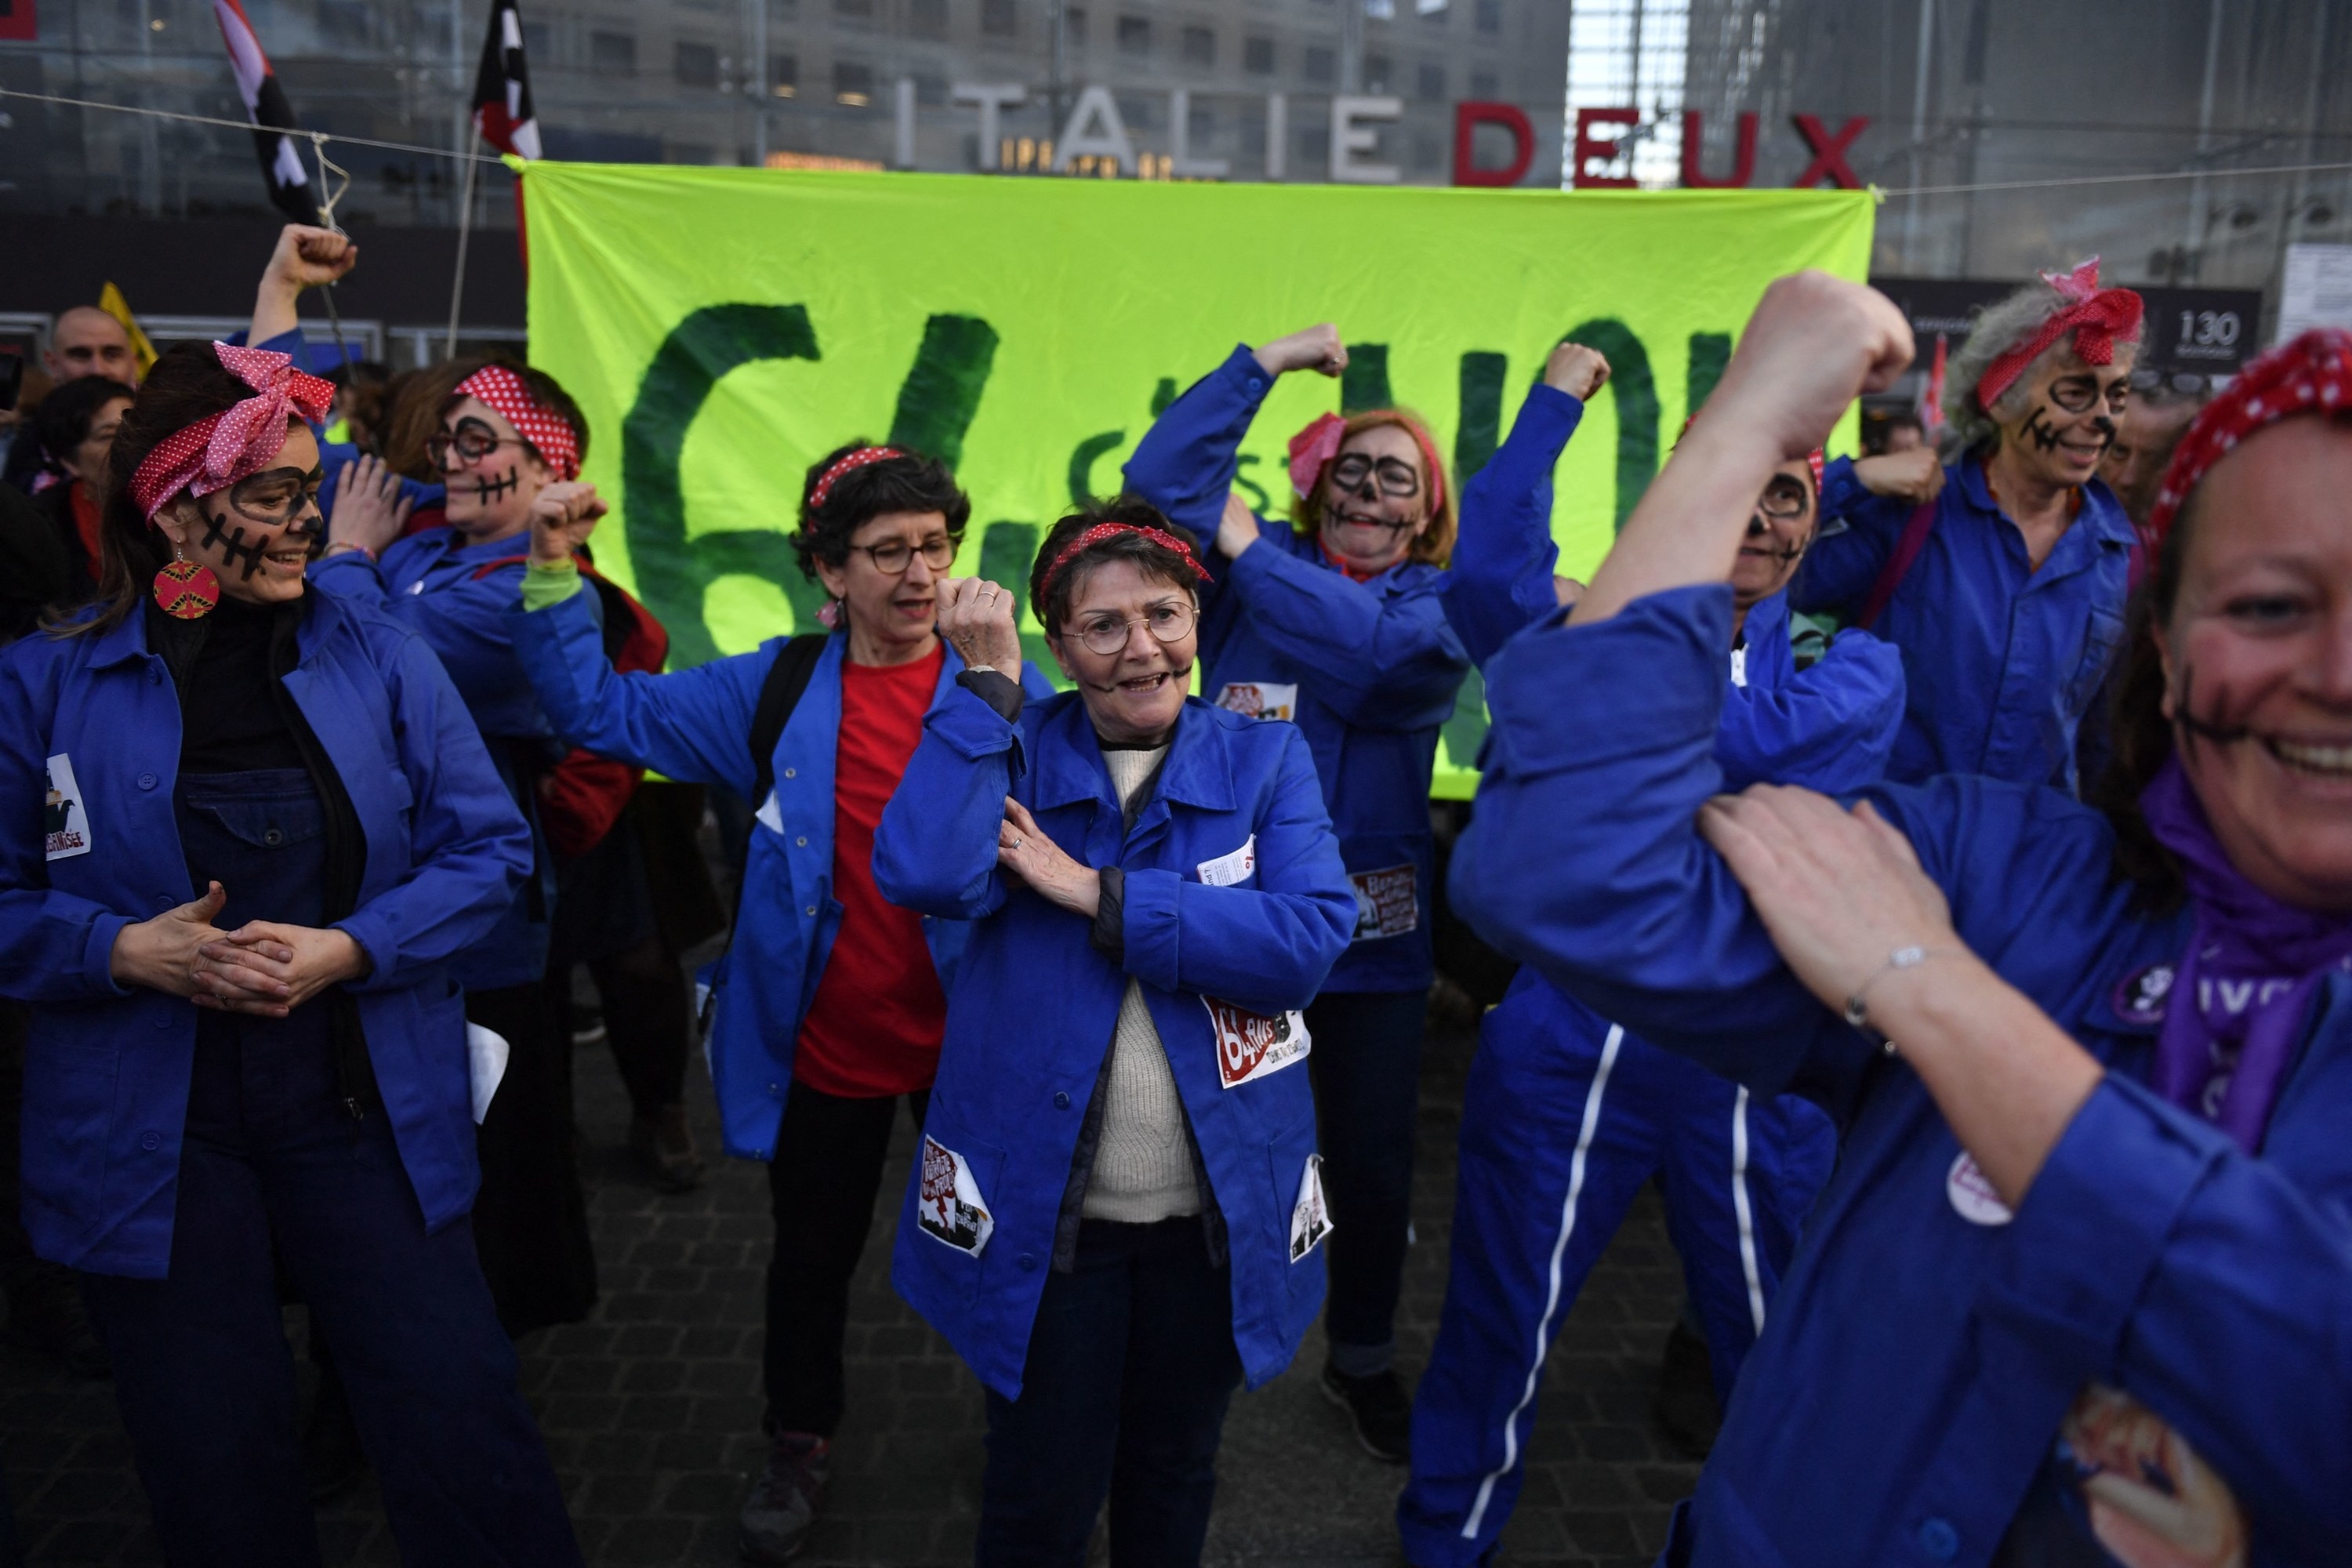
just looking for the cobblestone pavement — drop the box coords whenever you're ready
[5,996,1700,1566]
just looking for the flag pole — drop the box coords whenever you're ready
[447,125,482,359]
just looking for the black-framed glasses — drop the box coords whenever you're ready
[2047,373,2131,416]
[427,419,534,468]
[848,535,958,575]
[1329,453,1422,498]
[1755,474,1813,521]
[2129,368,2212,401]
[1068,600,1196,656]
[216,466,322,525]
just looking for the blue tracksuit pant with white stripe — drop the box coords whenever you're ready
[1397,969,1835,1568]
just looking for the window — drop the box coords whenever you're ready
[1298,124,1330,162]
[670,143,716,165]
[675,41,719,87]
[1363,53,1391,93]
[1475,0,1500,32]
[1414,133,1443,169]
[1181,24,1214,66]
[1416,60,1443,100]
[770,53,799,96]
[910,0,946,38]
[1189,98,1214,140]
[1244,34,1274,73]
[834,60,873,106]
[1302,45,1334,83]
[982,0,1018,36]
[1066,6,1087,45]
[1469,67,1498,98]
[1119,93,1156,129]
[916,73,947,105]
[835,0,873,15]
[521,21,552,62]
[589,30,635,74]
[1116,15,1150,53]
[1419,0,1446,22]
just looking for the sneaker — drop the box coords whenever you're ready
[1652,1318,1721,1461]
[1320,1363,1411,1464]
[739,1432,829,1564]
[570,1003,608,1049]
[3,1266,110,1381]
[630,1102,706,1195]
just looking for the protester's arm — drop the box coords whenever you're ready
[1123,325,1345,543]
[871,690,1022,923]
[1444,379,1588,668]
[1788,457,1936,615]
[1715,629,1907,796]
[1116,724,1356,1011]
[1215,539,1469,730]
[249,224,358,347]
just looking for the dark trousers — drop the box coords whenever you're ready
[763,1082,929,1436]
[976,1218,1243,1568]
[81,1017,580,1568]
[1305,988,1428,1370]
[469,982,598,1337]
[566,934,692,1121]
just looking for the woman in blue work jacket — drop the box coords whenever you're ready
[1123,324,1472,1459]
[1791,259,2145,793]
[872,502,1357,1566]
[0,340,578,1563]
[1401,343,1902,1568]
[1455,274,2352,1567]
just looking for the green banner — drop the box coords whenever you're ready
[519,162,1875,797]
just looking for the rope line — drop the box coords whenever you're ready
[0,88,506,166]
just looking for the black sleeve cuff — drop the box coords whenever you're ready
[956,667,1027,723]
[1090,866,1125,956]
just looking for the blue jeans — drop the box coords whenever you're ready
[1306,988,1428,1374]
[977,1218,1243,1568]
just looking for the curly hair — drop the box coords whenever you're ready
[1290,408,1456,568]
[789,441,971,585]
[1028,496,1203,631]
[1943,277,2142,456]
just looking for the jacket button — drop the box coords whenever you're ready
[1916,1518,1958,1562]
[796,837,808,848]
[805,906,818,917]
[1053,1091,1070,1109]
[782,767,797,779]
[1247,377,1265,394]
[767,1082,782,1097]
[1017,1253,1036,1271]
[136,772,158,790]
[263,828,284,847]
[140,1132,162,1151]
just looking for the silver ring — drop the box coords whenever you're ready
[1008,834,1024,849]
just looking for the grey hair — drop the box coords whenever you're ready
[1941,272,2142,455]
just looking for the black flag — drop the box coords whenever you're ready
[210,0,319,223]
[471,0,543,160]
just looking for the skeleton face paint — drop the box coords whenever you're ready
[2002,356,2133,486]
[437,400,552,543]
[1730,463,1818,610]
[178,445,325,608]
[1319,425,1429,575]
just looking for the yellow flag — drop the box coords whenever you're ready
[96,282,158,379]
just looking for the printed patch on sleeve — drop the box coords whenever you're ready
[1203,996,1312,1089]
[1348,864,1418,940]
[1213,682,1298,723]
[43,754,92,862]
[917,1134,997,1256]
[1290,1153,1333,1261]
[1945,1151,2013,1227]
[1196,835,1257,887]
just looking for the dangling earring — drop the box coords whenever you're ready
[815,596,843,630]
[152,543,220,620]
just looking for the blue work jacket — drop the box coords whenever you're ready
[1124,346,1472,994]
[314,532,568,989]
[0,585,531,1278]
[873,684,1357,1399]
[1454,584,2350,1568]
[508,585,1054,1160]
[1793,454,2135,791]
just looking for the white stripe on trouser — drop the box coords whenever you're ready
[1730,1087,1767,1337]
[1459,1025,1625,1541]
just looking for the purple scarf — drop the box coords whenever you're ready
[2140,757,2352,1151]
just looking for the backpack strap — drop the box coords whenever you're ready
[749,634,829,808]
[1852,501,1939,633]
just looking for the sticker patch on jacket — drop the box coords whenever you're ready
[1203,996,1311,1089]
[2055,1383,2247,1568]
[1290,1153,1333,1261]
[1349,865,1417,940]
[1214,682,1297,723]
[43,753,91,862]
[2111,962,2175,1026]
[917,1135,996,1256]
[1945,1151,2013,1226]
[1196,835,1257,887]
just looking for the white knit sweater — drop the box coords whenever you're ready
[1081,743,1203,1223]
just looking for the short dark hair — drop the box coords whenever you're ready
[1027,495,1203,630]
[790,441,971,583]
[32,374,137,463]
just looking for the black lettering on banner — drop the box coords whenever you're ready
[1454,350,1506,482]
[1067,431,1125,506]
[1343,343,1392,414]
[1554,318,1657,533]
[1686,331,1732,420]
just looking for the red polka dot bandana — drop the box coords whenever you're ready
[1976,257,2146,412]
[454,364,580,481]
[807,446,908,510]
[1040,523,1214,603]
[2147,328,2352,550]
[127,342,336,521]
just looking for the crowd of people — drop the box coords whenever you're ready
[0,215,2332,1568]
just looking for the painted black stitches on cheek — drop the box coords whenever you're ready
[203,511,270,582]
[473,468,521,504]
[2176,663,2253,752]
[2024,405,2067,454]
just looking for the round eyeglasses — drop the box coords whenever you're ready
[427,423,535,468]
[1754,474,1813,521]
[1068,600,1196,656]
[1329,453,1422,498]
[848,535,958,575]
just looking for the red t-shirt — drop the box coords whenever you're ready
[792,642,949,1098]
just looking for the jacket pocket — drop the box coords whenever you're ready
[2066,606,2126,717]
[907,1102,1007,1306]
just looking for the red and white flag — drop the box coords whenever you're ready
[209,0,318,223]
[472,0,543,160]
